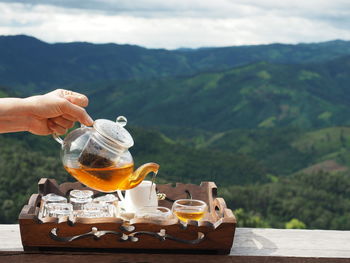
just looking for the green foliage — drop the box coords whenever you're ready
[234,208,270,228]
[298,70,320,81]
[203,127,312,176]
[221,171,350,230]
[0,134,71,223]
[257,70,271,80]
[129,126,269,186]
[258,116,276,128]
[285,218,306,229]
[0,85,16,97]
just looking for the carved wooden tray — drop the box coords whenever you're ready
[19,178,236,254]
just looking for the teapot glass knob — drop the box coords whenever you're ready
[116,116,127,127]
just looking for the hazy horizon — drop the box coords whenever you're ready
[1,1,350,49]
[2,33,349,51]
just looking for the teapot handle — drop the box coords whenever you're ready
[117,190,125,202]
[52,134,63,145]
[52,123,87,145]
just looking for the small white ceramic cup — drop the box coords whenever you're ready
[117,180,158,213]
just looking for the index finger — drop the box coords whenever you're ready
[60,100,94,126]
[59,90,89,107]
[64,94,89,107]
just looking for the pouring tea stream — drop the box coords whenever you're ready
[53,116,159,193]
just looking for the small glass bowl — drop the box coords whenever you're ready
[69,190,94,210]
[69,189,93,200]
[41,194,68,217]
[93,194,118,204]
[76,203,114,218]
[93,194,118,216]
[42,193,67,203]
[46,203,73,218]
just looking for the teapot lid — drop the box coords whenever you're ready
[93,116,134,149]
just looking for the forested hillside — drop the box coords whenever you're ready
[1,36,350,229]
[222,171,350,229]
[1,35,350,94]
[81,56,350,131]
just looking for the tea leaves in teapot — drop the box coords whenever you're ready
[78,139,114,168]
[78,152,114,168]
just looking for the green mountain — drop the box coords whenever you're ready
[202,126,350,176]
[77,56,350,132]
[2,35,350,94]
[2,37,350,230]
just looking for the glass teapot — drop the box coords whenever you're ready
[53,116,159,193]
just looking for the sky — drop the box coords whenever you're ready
[0,0,350,49]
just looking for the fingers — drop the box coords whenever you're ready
[51,116,75,129]
[64,94,89,107]
[48,89,93,127]
[59,99,94,126]
[61,114,76,122]
[56,89,89,107]
[47,120,68,135]
[48,116,75,135]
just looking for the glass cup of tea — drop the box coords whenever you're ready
[172,199,207,223]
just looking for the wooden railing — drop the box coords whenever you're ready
[1,224,350,262]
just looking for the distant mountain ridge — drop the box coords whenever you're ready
[2,35,350,94]
[77,55,350,132]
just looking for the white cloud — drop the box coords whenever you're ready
[0,0,262,17]
[0,1,349,49]
[1,0,349,19]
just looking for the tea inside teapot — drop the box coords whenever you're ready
[64,163,136,192]
[54,116,159,192]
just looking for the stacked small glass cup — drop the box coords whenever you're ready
[41,190,118,219]
[41,191,208,223]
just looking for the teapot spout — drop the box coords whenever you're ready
[128,163,160,189]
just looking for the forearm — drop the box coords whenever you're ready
[0,98,32,133]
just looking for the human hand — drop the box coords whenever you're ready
[25,89,93,135]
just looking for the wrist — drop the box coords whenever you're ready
[20,96,42,132]
[21,96,39,115]
[0,97,32,133]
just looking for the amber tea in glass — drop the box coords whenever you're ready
[65,163,136,192]
[172,199,207,222]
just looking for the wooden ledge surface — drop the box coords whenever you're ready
[231,227,350,258]
[1,224,350,262]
